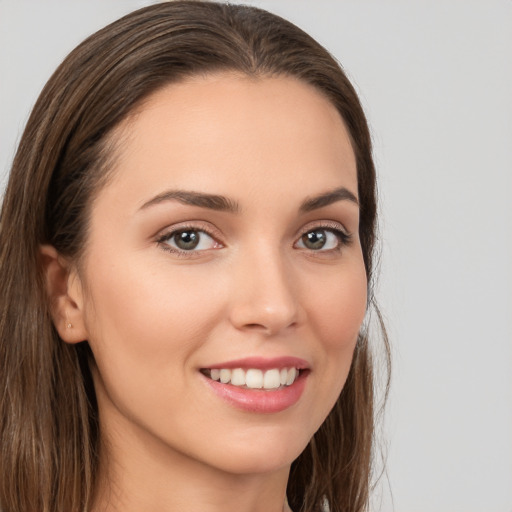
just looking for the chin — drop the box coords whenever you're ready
[210,451,298,476]
[201,428,311,476]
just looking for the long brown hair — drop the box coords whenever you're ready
[0,2,389,511]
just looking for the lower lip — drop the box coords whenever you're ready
[201,372,308,413]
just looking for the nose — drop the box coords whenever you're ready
[228,246,300,336]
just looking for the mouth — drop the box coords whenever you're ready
[200,367,304,390]
[199,356,310,413]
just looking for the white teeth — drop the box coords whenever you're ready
[231,368,245,386]
[207,367,300,389]
[219,369,231,384]
[245,369,263,389]
[286,367,297,386]
[263,369,281,389]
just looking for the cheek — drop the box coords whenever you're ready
[311,261,367,352]
[81,258,232,443]
[81,255,227,392]
[86,253,218,335]
[305,256,367,405]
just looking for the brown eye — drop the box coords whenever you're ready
[159,229,220,252]
[301,229,328,250]
[296,227,348,251]
[173,230,201,250]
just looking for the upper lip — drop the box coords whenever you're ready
[201,356,310,371]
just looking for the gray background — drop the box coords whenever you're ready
[1,1,511,511]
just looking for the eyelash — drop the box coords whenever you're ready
[296,223,353,253]
[156,222,352,257]
[156,223,220,258]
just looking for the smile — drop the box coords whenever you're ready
[200,356,310,413]
[202,367,300,390]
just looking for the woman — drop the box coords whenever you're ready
[0,2,388,511]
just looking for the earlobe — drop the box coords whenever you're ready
[39,244,88,344]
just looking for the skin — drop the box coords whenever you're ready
[43,73,367,512]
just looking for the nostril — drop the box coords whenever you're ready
[246,323,265,329]
[242,320,297,334]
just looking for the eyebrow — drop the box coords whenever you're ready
[299,187,359,212]
[139,190,240,213]
[139,186,358,214]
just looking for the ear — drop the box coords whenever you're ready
[40,244,88,344]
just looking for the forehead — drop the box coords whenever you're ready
[102,73,357,209]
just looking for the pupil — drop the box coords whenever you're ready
[303,230,326,250]
[175,230,199,250]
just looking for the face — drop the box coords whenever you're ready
[75,73,367,476]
